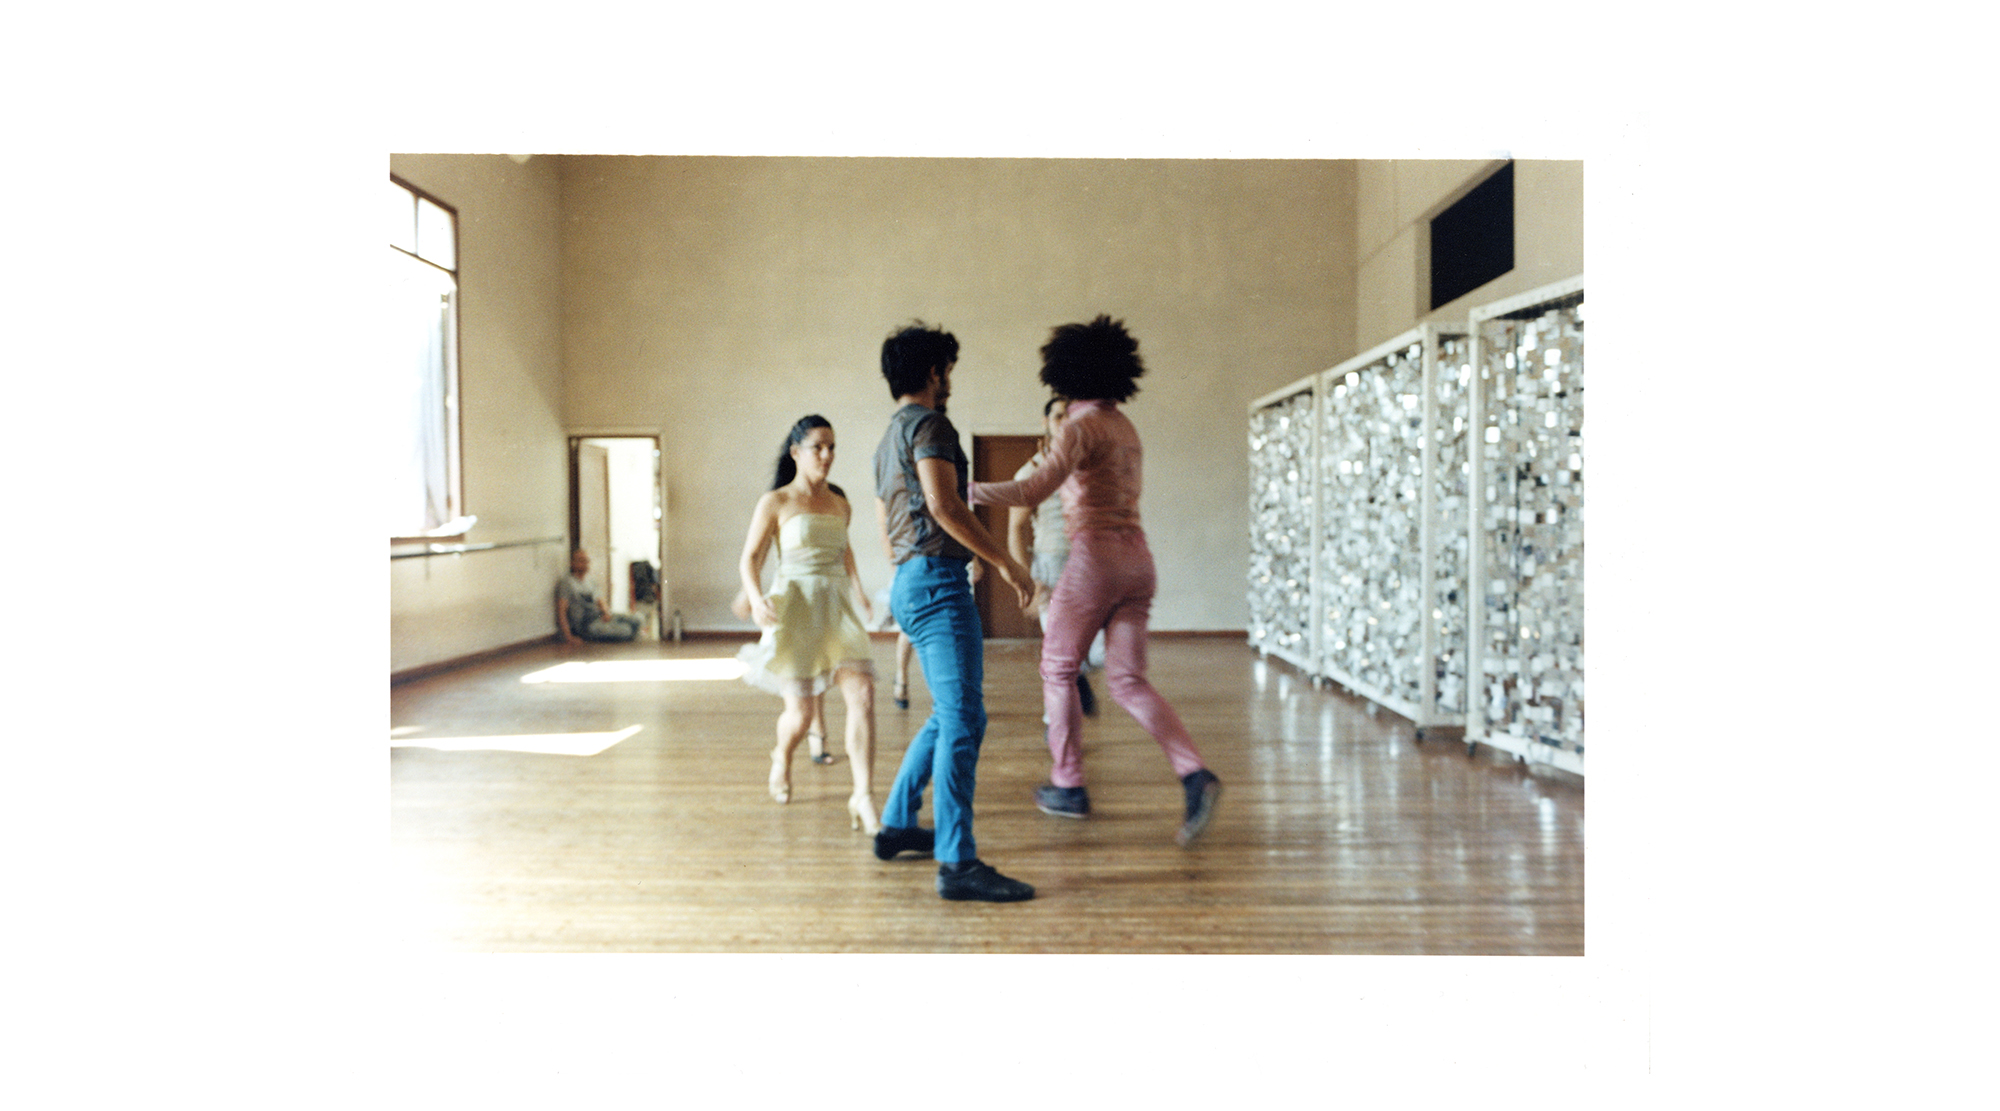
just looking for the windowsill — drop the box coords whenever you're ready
[390,515,478,548]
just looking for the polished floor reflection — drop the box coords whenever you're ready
[390,637,1583,953]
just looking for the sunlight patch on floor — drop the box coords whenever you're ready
[518,659,747,684]
[391,724,643,756]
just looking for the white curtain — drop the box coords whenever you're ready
[392,251,455,534]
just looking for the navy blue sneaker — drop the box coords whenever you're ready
[937,859,1035,902]
[1176,769,1221,847]
[1034,784,1091,819]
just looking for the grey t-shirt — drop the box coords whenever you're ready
[874,403,973,564]
[557,574,600,630]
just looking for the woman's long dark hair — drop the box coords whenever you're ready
[772,414,843,498]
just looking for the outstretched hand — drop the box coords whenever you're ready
[995,557,1034,613]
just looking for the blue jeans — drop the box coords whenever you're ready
[884,556,985,864]
[580,614,640,642]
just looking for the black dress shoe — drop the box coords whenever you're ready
[873,826,935,860]
[936,859,1035,902]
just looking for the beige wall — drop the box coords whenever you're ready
[558,157,1357,631]
[389,153,569,673]
[1354,160,1583,351]
[386,154,1583,666]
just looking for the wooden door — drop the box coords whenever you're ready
[576,442,613,607]
[971,434,1043,638]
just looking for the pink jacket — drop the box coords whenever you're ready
[969,399,1143,536]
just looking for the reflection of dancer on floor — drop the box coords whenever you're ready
[969,316,1222,847]
[1007,397,1102,718]
[736,414,880,833]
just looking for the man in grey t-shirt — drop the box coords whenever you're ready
[867,321,1035,903]
[556,549,640,643]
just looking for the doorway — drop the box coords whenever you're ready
[568,436,664,634]
[971,434,1043,639]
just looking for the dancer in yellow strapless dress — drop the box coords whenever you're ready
[737,415,880,833]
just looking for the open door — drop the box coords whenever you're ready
[569,435,664,633]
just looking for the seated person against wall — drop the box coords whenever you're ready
[557,549,641,643]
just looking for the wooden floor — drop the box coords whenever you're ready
[390,636,1584,953]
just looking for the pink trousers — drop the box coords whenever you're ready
[1039,529,1206,788]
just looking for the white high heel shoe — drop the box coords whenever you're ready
[847,793,880,835]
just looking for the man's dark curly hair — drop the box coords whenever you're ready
[880,321,959,399]
[1038,315,1144,403]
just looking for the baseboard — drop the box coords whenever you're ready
[391,635,557,685]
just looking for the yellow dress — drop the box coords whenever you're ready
[737,513,875,696]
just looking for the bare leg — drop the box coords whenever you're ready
[838,667,879,833]
[893,633,914,708]
[807,692,834,763]
[771,692,811,803]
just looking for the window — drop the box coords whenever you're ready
[389,176,469,540]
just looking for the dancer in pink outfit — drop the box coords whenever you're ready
[969,315,1221,847]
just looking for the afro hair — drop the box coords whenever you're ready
[1038,315,1144,403]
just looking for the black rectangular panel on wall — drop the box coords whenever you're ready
[1430,162,1514,310]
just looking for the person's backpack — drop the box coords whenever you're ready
[630,560,660,605]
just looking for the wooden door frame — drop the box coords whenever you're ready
[567,432,665,617]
